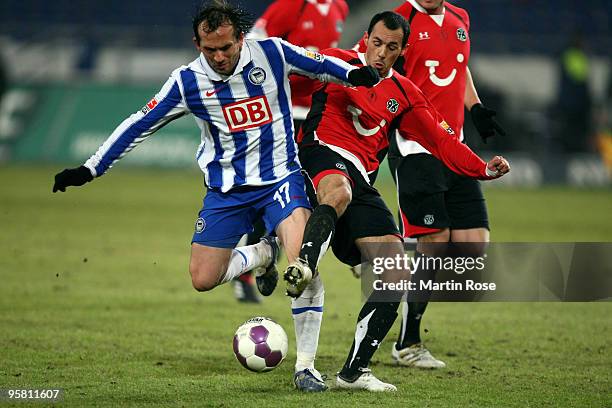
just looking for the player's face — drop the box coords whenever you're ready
[195,23,244,76]
[364,22,406,77]
[416,0,445,13]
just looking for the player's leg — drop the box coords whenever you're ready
[262,172,327,392]
[284,144,353,297]
[189,189,277,292]
[337,234,406,392]
[332,187,404,391]
[294,172,351,269]
[393,154,449,368]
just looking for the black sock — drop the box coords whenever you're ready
[299,204,337,272]
[397,251,435,349]
[339,293,400,382]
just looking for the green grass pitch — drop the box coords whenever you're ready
[1,165,610,407]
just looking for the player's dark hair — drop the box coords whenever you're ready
[367,11,410,47]
[192,1,253,42]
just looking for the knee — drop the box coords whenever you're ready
[189,263,218,292]
[417,228,451,256]
[318,179,352,215]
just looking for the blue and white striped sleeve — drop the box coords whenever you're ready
[278,39,355,86]
[84,72,188,177]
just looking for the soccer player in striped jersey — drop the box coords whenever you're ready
[282,11,509,391]
[52,1,378,392]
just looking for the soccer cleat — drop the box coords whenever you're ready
[391,342,446,369]
[336,368,397,392]
[293,368,328,392]
[255,236,279,296]
[283,258,313,298]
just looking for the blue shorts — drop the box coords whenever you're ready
[192,171,311,248]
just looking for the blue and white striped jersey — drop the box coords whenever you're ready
[84,37,356,192]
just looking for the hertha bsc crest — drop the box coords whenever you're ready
[248,67,266,85]
[195,217,206,233]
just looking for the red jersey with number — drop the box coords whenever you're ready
[252,0,349,116]
[355,1,470,154]
[295,49,489,181]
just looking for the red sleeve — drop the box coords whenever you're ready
[462,8,470,32]
[255,0,302,38]
[394,1,415,18]
[398,97,490,180]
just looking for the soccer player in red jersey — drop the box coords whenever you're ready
[354,0,507,369]
[284,11,509,391]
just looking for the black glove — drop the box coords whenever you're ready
[470,103,506,143]
[53,166,94,192]
[347,65,379,88]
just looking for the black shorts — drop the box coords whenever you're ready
[299,143,400,266]
[389,153,489,238]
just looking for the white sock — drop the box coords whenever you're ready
[292,274,324,372]
[220,241,271,284]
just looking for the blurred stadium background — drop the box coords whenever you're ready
[0,0,610,188]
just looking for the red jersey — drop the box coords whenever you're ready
[295,49,490,181]
[356,1,470,154]
[251,0,349,118]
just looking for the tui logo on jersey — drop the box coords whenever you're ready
[456,28,468,42]
[440,120,456,135]
[195,217,206,233]
[223,95,273,132]
[347,105,386,137]
[386,98,399,113]
[248,67,266,85]
[305,50,324,62]
[141,97,158,115]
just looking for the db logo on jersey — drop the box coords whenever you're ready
[222,96,273,132]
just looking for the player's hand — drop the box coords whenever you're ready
[470,103,506,143]
[53,166,94,192]
[348,66,379,87]
[485,156,510,178]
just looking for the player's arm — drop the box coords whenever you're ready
[398,102,509,180]
[278,40,379,88]
[52,73,188,192]
[465,67,506,142]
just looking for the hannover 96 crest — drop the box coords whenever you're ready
[456,28,468,42]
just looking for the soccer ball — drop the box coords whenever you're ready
[232,317,288,372]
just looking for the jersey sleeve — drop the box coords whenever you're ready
[278,39,354,86]
[249,0,301,39]
[84,72,188,177]
[397,95,490,180]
